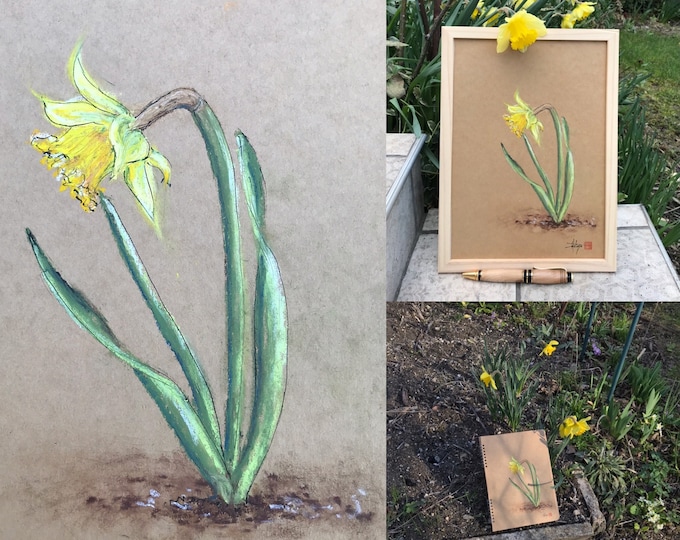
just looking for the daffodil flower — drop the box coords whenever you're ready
[481,6,503,27]
[509,457,525,475]
[472,0,484,20]
[561,12,578,29]
[480,366,497,390]
[561,2,595,28]
[30,42,171,233]
[572,2,596,21]
[496,10,547,54]
[540,340,559,356]
[504,90,544,144]
[559,415,591,438]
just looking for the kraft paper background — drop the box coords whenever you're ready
[0,2,385,538]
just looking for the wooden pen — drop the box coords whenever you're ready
[461,268,572,284]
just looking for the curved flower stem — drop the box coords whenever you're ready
[190,103,246,475]
[135,90,247,475]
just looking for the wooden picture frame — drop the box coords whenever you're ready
[438,28,619,273]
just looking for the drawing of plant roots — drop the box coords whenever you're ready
[26,43,286,506]
[501,93,574,225]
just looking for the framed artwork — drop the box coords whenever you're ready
[438,28,619,273]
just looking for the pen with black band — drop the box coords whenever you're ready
[462,268,572,284]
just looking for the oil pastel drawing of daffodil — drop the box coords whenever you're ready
[31,42,170,233]
[496,10,547,54]
[26,41,288,508]
[501,91,575,224]
[508,457,541,507]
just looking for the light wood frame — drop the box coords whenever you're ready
[438,28,619,273]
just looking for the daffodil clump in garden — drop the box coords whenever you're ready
[470,303,680,534]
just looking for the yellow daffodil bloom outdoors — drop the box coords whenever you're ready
[496,10,547,54]
[472,1,503,26]
[480,367,498,390]
[559,415,591,438]
[562,2,596,29]
[494,1,596,52]
[541,340,559,356]
[31,42,171,233]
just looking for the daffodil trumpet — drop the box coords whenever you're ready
[27,43,287,506]
[501,94,574,224]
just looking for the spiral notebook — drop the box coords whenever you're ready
[480,430,559,532]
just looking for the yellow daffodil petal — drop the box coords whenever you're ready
[497,10,547,54]
[148,148,172,185]
[36,94,113,127]
[124,160,159,226]
[559,416,574,437]
[497,26,511,54]
[68,41,127,116]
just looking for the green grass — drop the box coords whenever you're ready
[619,28,680,158]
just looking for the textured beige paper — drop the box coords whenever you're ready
[480,430,559,532]
[0,2,385,539]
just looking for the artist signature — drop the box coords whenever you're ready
[566,238,583,254]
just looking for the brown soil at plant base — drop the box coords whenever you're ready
[18,451,376,539]
[387,302,680,540]
[516,213,597,229]
[108,471,372,531]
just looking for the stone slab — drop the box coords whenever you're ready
[398,205,680,301]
